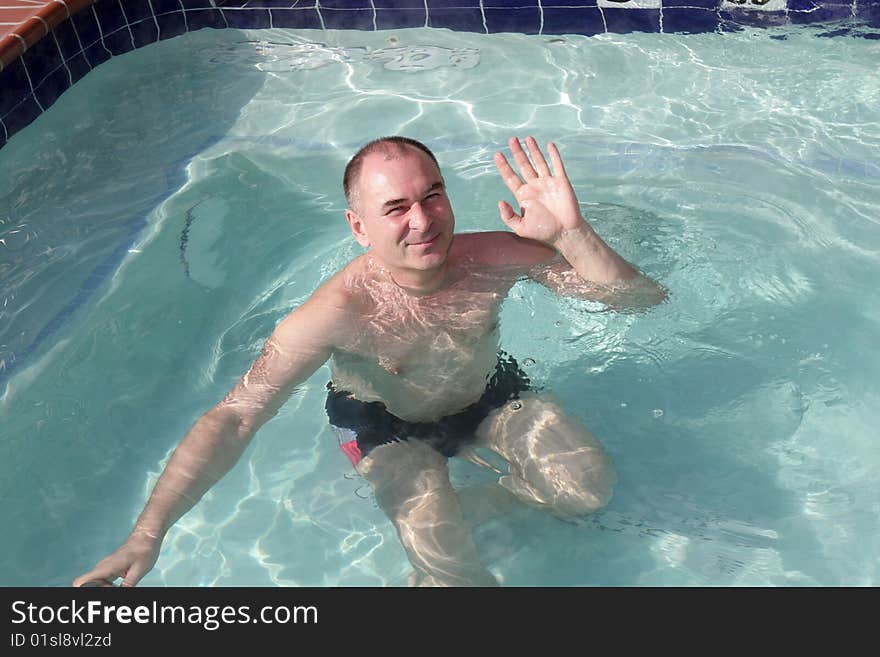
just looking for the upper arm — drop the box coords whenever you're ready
[463,232,667,311]
[459,231,556,269]
[217,285,349,433]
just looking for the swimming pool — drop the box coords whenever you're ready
[1,3,879,586]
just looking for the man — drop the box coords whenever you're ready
[74,136,666,588]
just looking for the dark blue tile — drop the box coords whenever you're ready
[152,0,185,14]
[20,29,64,85]
[93,0,127,35]
[33,65,71,111]
[3,95,42,139]
[186,9,227,31]
[156,11,188,39]
[485,7,540,34]
[662,8,719,33]
[484,0,537,6]
[222,8,272,27]
[857,6,880,28]
[72,7,102,48]
[180,0,214,7]
[717,18,746,32]
[321,0,371,7]
[542,8,604,35]
[0,59,31,118]
[790,4,854,23]
[270,8,323,28]
[66,52,91,84]
[129,16,160,46]
[259,1,316,6]
[83,40,113,68]
[603,8,661,33]
[321,8,376,29]
[373,0,425,8]
[53,18,84,60]
[663,0,718,7]
[102,26,135,55]
[785,0,817,9]
[376,8,427,28]
[429,0,481,7]
[428,9,485,32]
[122,0,155,24]
[719,9,788,27]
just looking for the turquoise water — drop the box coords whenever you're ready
[1,23,878,586]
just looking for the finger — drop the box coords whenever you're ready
[494,151,524,197]
[77,578,116,588]
[525,136,551,177]
[498,200,522,228]
[509,136,538,181]
[73,565,120,588]
[547,142,568,179]
[120,563,149,588]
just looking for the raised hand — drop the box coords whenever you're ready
[493,136,586,246]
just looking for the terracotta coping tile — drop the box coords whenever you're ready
[0,1,96,71]
[0,9,42,28]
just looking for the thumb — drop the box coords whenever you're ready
[498,200,521,228]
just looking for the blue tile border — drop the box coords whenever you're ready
[603,8,662,33]
[542,7,605,35]
[0,0,874,149]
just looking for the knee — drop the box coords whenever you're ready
[552,476,614,518]
[541,451,617,519]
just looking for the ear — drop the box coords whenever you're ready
[345,209,371,248]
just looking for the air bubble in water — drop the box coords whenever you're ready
[523,358,536,367]
[652,409,664,418]
[511,401,522,410]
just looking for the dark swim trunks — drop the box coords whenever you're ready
[326,353,531,466]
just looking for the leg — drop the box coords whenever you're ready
[474,392,617,518]
[357,439,499,587]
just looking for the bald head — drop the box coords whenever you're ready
[343,136,440,212]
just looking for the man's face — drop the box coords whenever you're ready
[346,146,455,276]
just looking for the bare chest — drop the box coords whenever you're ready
[330,286,506,419]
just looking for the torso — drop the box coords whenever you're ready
[327,235,532,421]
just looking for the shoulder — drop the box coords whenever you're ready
[452,231,556,268]
[272,261,361,346]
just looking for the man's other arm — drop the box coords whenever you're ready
[73,283,350,587]
[493,136,668,311]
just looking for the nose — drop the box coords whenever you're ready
[407,202,431,231]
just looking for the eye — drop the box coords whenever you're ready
[386,206,406,216]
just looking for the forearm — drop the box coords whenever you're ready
[131,407,253,540]
[548,221,668,310]
[553,221,639,284]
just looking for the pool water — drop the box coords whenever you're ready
[1,23,878,586]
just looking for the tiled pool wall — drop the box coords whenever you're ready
[0,0,879,150]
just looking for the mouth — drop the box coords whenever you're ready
[407,234,439,247]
